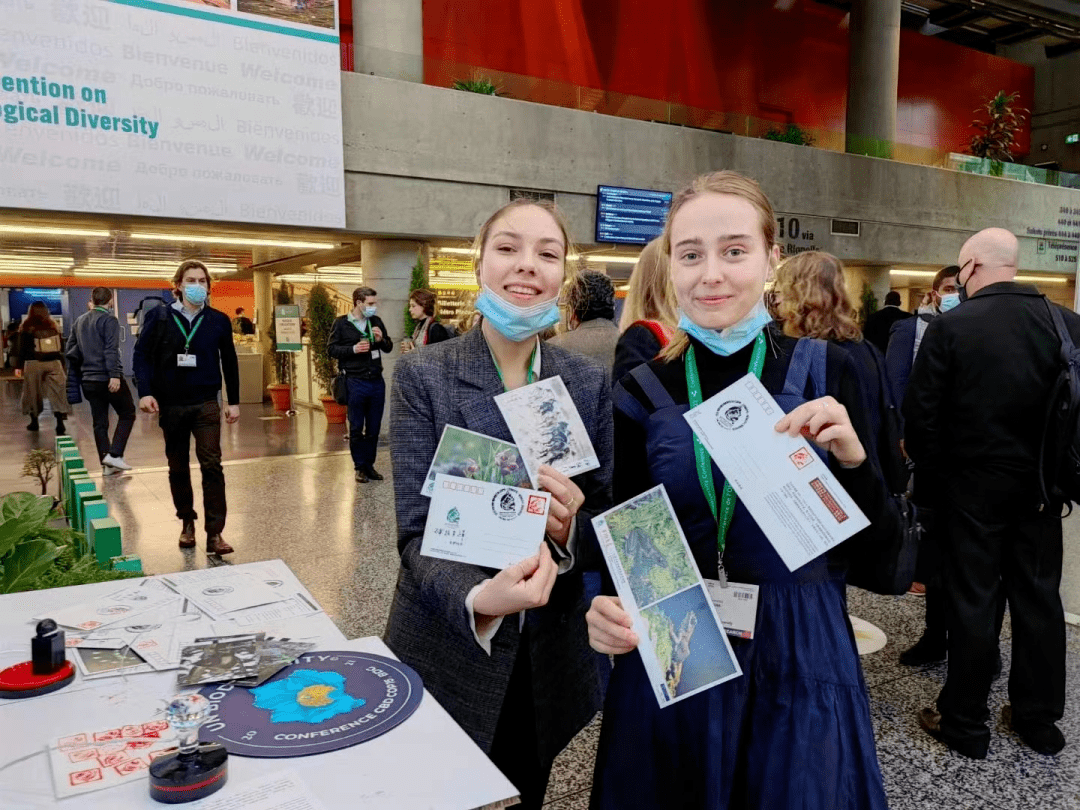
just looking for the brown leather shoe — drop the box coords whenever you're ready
[206,534,234,555]
[179,520,196,549]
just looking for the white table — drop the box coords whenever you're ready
[0,562,517,809]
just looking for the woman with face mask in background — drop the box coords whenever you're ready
[587,172,899,810]
[383,200,612,810]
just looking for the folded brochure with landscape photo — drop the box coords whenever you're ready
[593,485,741,707]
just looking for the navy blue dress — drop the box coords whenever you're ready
[591,325,892,810]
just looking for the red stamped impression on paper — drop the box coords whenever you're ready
[789,447,814,470]
[93,728,122,742]
[114,759,146,776]
[526,495,547,516]
[69,768,103,786]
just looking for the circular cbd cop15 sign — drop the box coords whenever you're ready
[198,651,423,757]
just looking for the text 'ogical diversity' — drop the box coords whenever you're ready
[1,75,160,140]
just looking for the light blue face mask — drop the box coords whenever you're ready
[678,297,773,356]
[363,305,377,318]
[182,283,208,306]
[938,293,960,313]
[474,285,561,343]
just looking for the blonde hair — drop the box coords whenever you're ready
[471,199,580,291]
[618,237,678,332]
[658,171,778,362]
[774,251,862,342]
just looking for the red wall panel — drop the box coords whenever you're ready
[421,0,1033,157]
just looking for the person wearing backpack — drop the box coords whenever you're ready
[905,227,1080,759]
[133,260,240,556]
[66,288,136,474]
[14,302,70,433]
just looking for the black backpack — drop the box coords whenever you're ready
[1038,298,1080,515]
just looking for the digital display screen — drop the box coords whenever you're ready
[595,185,673,245]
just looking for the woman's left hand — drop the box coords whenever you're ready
[536,464,584,546]
[774,395,866,468]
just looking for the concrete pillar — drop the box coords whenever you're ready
[845,0,901,159]
[252,268,274,391]
[360,239,425,394]
[351,0,423,82]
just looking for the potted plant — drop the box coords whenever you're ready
[764,123,815,147]
[969,90,1029,177]
[306,282,347,424]
[267,281,296,411]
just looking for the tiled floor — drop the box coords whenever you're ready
[3,383,1079,808]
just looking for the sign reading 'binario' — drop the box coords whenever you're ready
[1,0,345,228]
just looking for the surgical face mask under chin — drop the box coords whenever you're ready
[677,297,773,356]
[182,283,208,306]
[474,284,560,342]
[938,292,961,312]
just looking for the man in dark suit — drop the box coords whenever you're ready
[885,265,959,406]
[864,290,913,353]
[328,286,393,483]
[906,227,1080,759]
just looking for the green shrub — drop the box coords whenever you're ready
[0,492,141,594]
[452,78,500,95]
[764,124,815,146]
[306,283,337,396]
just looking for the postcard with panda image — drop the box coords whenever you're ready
[421,425,532,497]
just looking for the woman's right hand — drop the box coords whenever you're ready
[473,542,559,621]
[587,596,639,655]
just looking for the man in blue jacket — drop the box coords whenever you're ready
[66,287,137,474]
[133,260,240,555]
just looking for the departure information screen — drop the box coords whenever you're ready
[595,186,673,245]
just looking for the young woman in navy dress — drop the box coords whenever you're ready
[587,171,896,809]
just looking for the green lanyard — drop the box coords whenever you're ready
[490,341,538,390]
[171,312,202,354]
[93,306,110,314]
[685,332,766,567]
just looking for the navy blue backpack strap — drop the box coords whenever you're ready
[612,363,677,424]
[782,337,828,400]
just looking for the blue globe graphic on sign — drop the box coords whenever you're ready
[251,669,366,724]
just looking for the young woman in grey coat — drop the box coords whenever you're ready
[383,200,612,809]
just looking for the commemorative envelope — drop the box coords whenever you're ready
[420,474,551,570]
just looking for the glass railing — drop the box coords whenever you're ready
[338,45,1072,188]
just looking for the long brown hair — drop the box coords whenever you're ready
[410,288,438,318]
[618,236,677,332]
[21,302,58,333]
[658,171,778,362]
[774,251,862,342]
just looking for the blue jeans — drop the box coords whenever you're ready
[346,376,385,471]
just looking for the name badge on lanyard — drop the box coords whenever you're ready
[172,313,201,369]
[704,579,759,640]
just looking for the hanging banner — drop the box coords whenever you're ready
[1,0,345,227]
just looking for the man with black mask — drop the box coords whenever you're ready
[906,228,1080,759]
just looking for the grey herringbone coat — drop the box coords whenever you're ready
[383,326,612,762]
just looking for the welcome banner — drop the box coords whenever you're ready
[0,0,345,228]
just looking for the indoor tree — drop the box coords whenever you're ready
[969,91,1029,176]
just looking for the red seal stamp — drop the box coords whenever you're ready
[526,495,547,516]
[98,751,130,768]
[114,758,147,776]
[142,720,169,734]
[58,733,88,750]
[789,448,814,470]
[93,728,122,742]
[67,748,99,763]
[69,768,103,786]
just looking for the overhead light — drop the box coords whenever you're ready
[0,268,66,275]
[889,270,936,277]
[585,255,640,264]
[435,247,476,255]
[1016,274,1070,284]
[0,225,111,238]
[130,232,336,250]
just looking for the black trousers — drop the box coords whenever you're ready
[159,400,226,534]
[489,637,554,810]
[936,501,1066,746]
[346,376,385,471]
[915,506,1005,649]
[82,379,136,461]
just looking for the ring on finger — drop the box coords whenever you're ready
[564,495,577,509]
